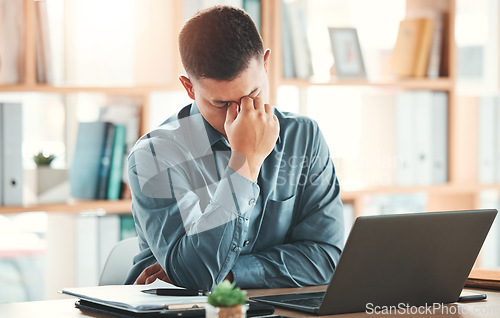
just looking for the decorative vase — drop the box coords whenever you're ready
[205,304,247,318]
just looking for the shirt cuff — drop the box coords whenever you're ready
[232,254,266,288]
[211,167,260,218]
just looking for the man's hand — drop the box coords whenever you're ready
[225,96,280,182]
[134,263,171,285]
[134,263,234,285]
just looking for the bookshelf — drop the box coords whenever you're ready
[0,0,497,219]
[0,0,186,214]
[279,78,454,90]
[0,199,132,215]
[262,0,498,218]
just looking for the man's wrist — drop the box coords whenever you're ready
[228,152,261,182]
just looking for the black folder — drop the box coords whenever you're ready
[75,299,274,318]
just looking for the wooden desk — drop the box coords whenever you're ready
[1,286,499,318]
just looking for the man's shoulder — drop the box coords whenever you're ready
[275,108,320,134]
[130,104,194,155]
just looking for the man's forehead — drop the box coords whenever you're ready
[198,74,263,102]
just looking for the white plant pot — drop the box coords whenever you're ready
[24,167,69,204]
[205,304,247,318]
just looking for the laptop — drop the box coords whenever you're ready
[250,209,497,315]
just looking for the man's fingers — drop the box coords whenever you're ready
[225,103,238,125]
[134,263,163,285]
[253,95,265,113]
[144,263,162,275]
[264,103,273,114]
[145,269,170,284]
[135,271,148,285]
[240,96,255,112]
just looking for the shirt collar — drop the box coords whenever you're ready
[190,101,228,154]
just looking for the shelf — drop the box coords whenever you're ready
[0,84,183,94]
[279,77,454,91]
[340,183,500,202]
[4,183,495,214]
[0,199,132,214]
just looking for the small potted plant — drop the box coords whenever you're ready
[33,151,56,167]
[206,280,247,318]
[25,151,68,204]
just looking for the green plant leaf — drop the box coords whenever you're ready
[33,152,56,167]
[207,280,247,307]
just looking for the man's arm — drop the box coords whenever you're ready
[130,97,279,290]
[129,147,258,290]
[231,124,344,288]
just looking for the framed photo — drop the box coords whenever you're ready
[328,27,366,79]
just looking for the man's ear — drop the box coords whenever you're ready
[179,75,195,100]
[263,49,271,73]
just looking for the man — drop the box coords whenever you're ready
[125,5,344,290]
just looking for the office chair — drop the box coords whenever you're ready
[99,236,140,285]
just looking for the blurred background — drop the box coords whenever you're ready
[0,0,499,303]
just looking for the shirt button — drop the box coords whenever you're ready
[243,240,250,247]
[249,199,256,206]
[232,246,239,252]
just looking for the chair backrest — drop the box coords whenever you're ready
[99,236,140,286]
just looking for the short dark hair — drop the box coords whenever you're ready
[179,5,264,81]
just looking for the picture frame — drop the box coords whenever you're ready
[328,27,367,79]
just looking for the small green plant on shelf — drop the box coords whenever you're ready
[33,151,56,167]
[206,280,247,318]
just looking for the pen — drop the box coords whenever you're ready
[142,288,207,296]
[166,303,207,310]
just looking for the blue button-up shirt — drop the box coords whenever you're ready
[125,102,344,290]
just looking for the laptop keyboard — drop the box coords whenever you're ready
[280,296,323,308]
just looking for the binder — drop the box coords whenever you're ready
[478,96,497,184]
[70,121,114,200]
[107,125,126,200]
[496,100,500,183]
[75,299,274,318]
[396,91,416,185]
[98,215,120,275]
[281,0,296,79]
[414,90,433,185]
[243,0,261,32]
[62,280,274,317]
[75,214,100,287]
[431,92,448,184]
[285,1,313,79]
[1,103,24,205]
[96,124,116,200]
[0,104,2,205]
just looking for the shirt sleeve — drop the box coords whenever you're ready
[128,140,259,290]
[231,124,344,288]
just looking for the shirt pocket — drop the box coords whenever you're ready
[259,195,297,247]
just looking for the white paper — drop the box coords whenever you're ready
[61,279,208,312]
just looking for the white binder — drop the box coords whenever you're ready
[478,96,497,184]
[1,103,23,205]
[414,91,434,185]
[431,92,448,184]
[0,104,3,205]
[396,91,416,186]
[496,99,500,183]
